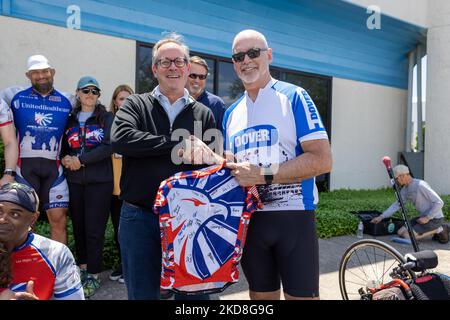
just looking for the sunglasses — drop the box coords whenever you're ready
[232,48,268,63]
[81,88,100,95]
[189,73,207,80]
[157,57,188,68]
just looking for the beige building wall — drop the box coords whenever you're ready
[347,0,428,27]
[0,15,136,108]
[330,77,407,190]
[424,0,450,194]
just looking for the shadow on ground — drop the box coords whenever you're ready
[91,234,450,300]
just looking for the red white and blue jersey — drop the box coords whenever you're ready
[223,78,329,211]
[0,86,72,160]
[154,163,261,294]
[66,124,105,151]
[10,233,84,300]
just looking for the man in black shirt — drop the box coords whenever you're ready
[111,33,217,300]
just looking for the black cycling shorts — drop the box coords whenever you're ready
[16,158,69,210]
[241,210,319,298]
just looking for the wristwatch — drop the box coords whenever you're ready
[263,167,274,184]
[3,169,16,177]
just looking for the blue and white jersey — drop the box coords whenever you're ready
[223,78,328,211]
[0,86,73,160]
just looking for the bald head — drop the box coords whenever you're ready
[232,29,269,53]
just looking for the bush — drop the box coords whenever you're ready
[28,188,450,268]
[35,217,120,270]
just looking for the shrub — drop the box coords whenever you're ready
[28,188,450,268]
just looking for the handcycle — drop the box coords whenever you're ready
[338,157,450,300]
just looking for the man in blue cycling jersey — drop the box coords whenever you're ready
[0,55,72,244]
[223,30,332,300]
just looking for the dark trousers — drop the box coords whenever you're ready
[119,201,161,300]
[110,195,122,266]
[69,182,113,274]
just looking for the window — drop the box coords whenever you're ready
[218,61,243,106]
[203,57,215,94]
[136,43,157,94]
[136,42,331,190]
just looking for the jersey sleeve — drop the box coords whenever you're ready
[293,88,329,144]
[0,86,23,106]
[153,179,170,214]
[0,98,14,126]
[52,246,84,300]
[61,91,76,107]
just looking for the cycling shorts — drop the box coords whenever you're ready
[241,210,319,298]
[16,158,69,210]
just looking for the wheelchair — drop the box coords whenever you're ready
[339,239,450,300]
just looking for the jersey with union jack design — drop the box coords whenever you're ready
[154,162,261,294]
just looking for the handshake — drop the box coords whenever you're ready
[177,135,226,165]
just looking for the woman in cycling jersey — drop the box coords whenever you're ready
[61,76,114,299]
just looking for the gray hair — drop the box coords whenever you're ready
[152,32,190,65]
[393,164,410,178]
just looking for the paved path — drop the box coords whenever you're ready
[91,234,450,300]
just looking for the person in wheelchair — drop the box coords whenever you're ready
[371,165,449,244]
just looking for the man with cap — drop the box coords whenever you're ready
[0,182,84,300]
[0,54,72,244]
[60,75,113,298]
[371,164,449,243]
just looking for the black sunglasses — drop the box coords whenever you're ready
[232,48,268,63]
[189,73,207,80]
[81,88,100,95]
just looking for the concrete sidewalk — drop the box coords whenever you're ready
[91,234,450,300]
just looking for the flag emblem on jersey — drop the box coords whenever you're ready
[35,112,53,126]
[154,162,261,294]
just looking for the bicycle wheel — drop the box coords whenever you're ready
[339,239,415,300]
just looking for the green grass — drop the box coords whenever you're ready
[317,188,450,238]
[28,188,450,269]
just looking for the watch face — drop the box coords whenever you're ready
[264,174,273,184]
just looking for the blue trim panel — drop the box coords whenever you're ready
[1,0,427,89]
[53,284,83,298]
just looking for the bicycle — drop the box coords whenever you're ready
[338,157,450,300]
[339,238,450,300]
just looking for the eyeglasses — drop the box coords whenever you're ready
[81,88,100,95]
[157,57,188,68]
[189,73,207,80]
[232,48,268,63]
